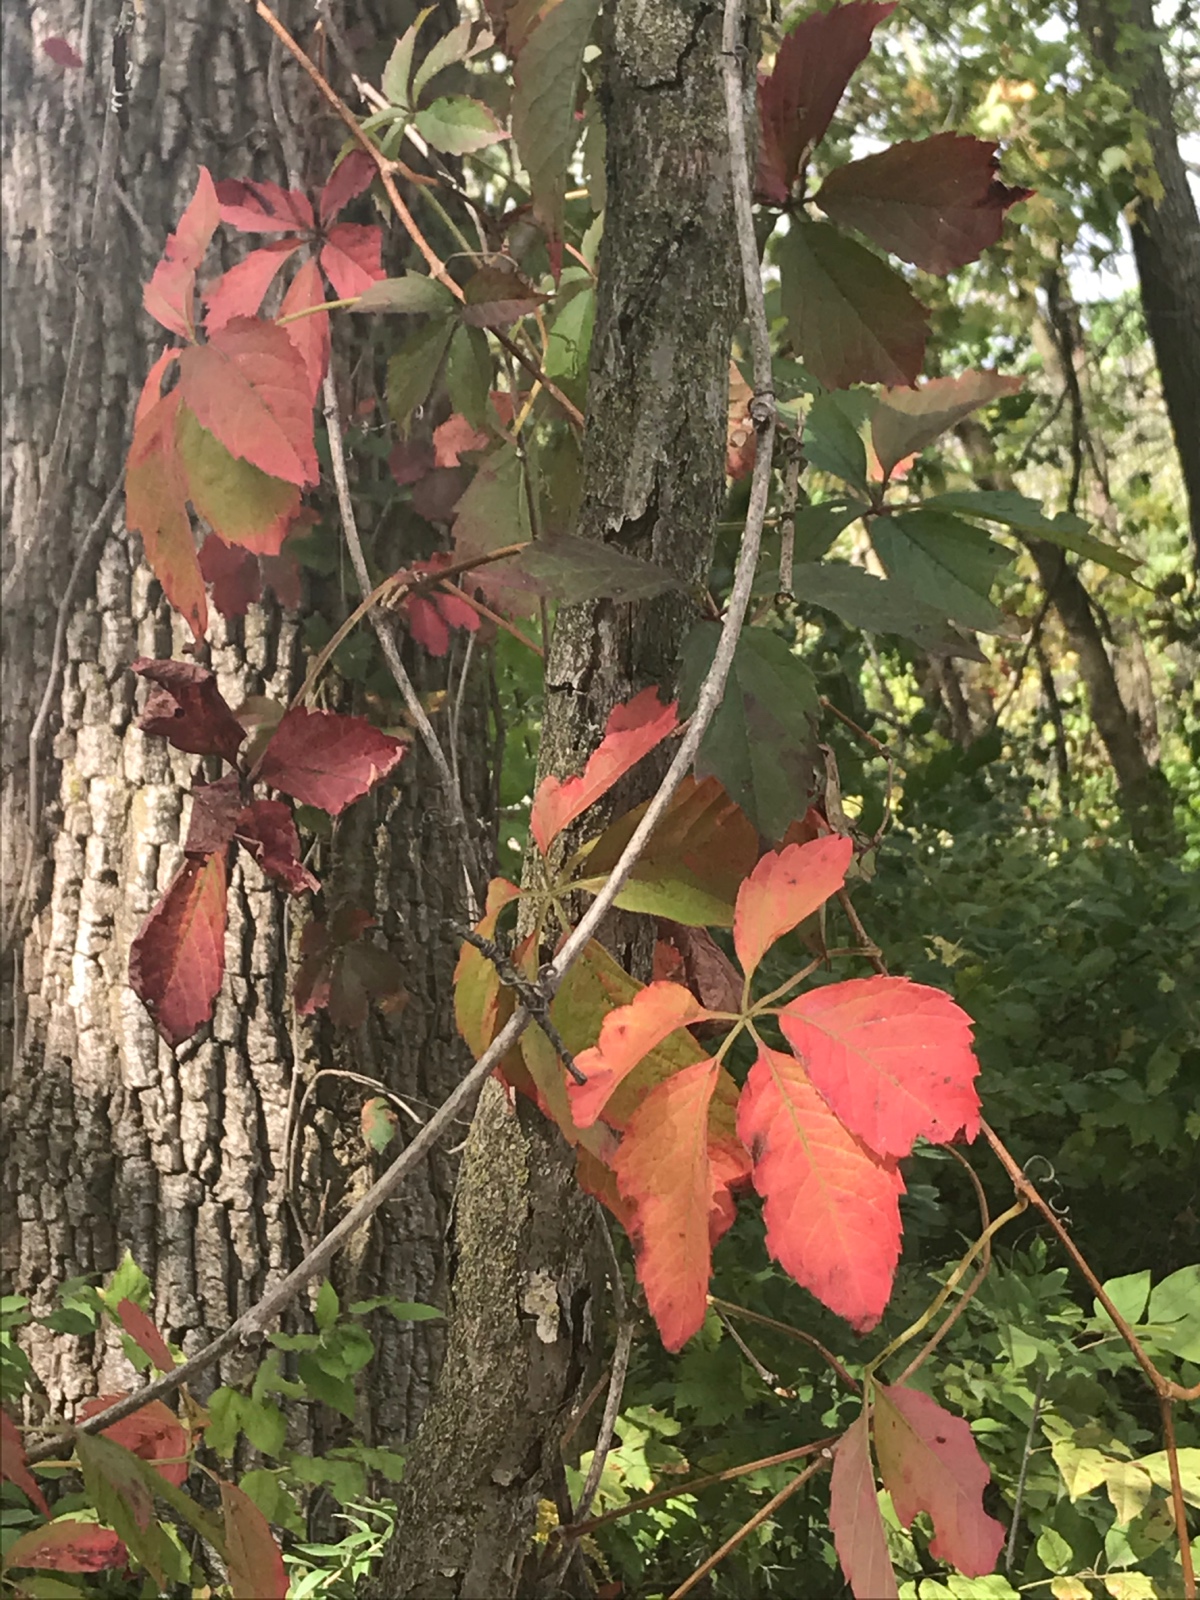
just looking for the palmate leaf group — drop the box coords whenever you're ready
[461,689,984,1353]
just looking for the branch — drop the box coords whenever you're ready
[321,371,485,914]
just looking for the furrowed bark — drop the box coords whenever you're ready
[372,3,754,1594]
[1,0,481,1453]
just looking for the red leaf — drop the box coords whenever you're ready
[114,1301,176,1376]
[133,658,246,763]
[1,1410,50,1516]
[320,223,385,299]
[144,167,220,339]
[126,390,207,641]
[389,438,437,486]
[42,36,84,68]
[220,1478,289,1600]
[779,976,981,1160]
[395,555,481,656]
[777,218,929,390]
[215,177,313,233]
[177,318,317,487]
[79,1396,190,1487]
[199,534,262,618]
[733,835,854,980]
[129,853,228,1046]
[183,774,243,856]
[235,799,320,894]
[134,348,180,429]
[873,1384,1006,1576]
[4,1519,126,1573]
[279,256,330,403]
[830,1411,898,1600]
[613,1057,730,1352]
[258,707,407,815]
[203,240,300,332]
[737,1045,904,1330]
[817,135,1033,275]
[871,371,1023,482]
[319,149,378,225]
[757,2,896,199]
[530,687,679,854]
[570,982,713,1128]
[433,413,491,466]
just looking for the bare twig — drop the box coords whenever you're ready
[321,370,484,915]
[1159,1395,1196,1599]
[667,1453,832,1600]
[570,1319,634,1526]
[707,1297,859,1393]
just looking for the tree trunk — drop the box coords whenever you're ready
[1078,0,1200,572]
[956,419,1175,844]
[372,3,751,1595]
[1,0,484,1450]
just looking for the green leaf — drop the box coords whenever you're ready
[511,0,602,242]
[314,1280,340,1332]
[446,324,493,431]
[1135,1448,1200,1508]
[870,508,1009,632]
[789,499,867,564]
[286,1453,366,1507]
[99,1252,151,1315]
[922,490,1140,578]
[794,562,987,659]
[1148,1264,1200,1325]
[382,8,433,107]
[176,405,298,553]
[361,1096,399,1153]
[236,1469,304,1537]
[296,1353,356,1419]
[204,1388,244,1459]
[410,19,473,104]
[776,218,929,390]
[511,534,682,604]
[318,1323,375,1379]
[74,1433,175,1589]
[452,443,532,559]
[351,274,457,315]
[252,1351,307,1403]
[679,623,820,841]
[347,1297,444,1321]
[414,96,508,156]
[572,870,737,927]
[1037,1525,1073,1572]
[545,283,595,379]
[1094,1270,1152,1329]
[387,318,455,435]
[240,1396,287,1459]
[804,393,869,492]
[269,1331,321,1353]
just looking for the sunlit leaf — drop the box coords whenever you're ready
[830,1410,898,1600]
[733,835,854,980]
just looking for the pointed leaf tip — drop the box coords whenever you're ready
[734,833,853,978]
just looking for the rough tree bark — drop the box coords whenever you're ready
[1,0,485,1449]
[1078,0,1200,572]
[372,2,751,1594]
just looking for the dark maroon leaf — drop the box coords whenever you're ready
[816,135,1034,274]
[388,437,437,487]
[460,265,547,328]
[777,219,929,389]
[199,534,263,618]
[654,922,743,1016]
[42,35,84,68]
[258,707,407,815]
[319,149,377,225]
[130,853,228,1045]
[184,774,243,856]
[410,465,471,523]
[235,800,320,894]
[259,546,302,610]
[133,657,247,764]
[757,2,896,200]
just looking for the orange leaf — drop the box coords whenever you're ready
[569,981,712,1128]
[614,1058,739,1352]
[115,1300,176,1375]
[871,371,1023,481]
[454,877,523,1057]
[829,1410,898,1600]
[738,1045,903,1331]
[873,1384,1005,1577]
[4,1519,126,1573]
[530,687,678,854]
[177,318,317,487]
[126,388,207,642]
[79,1396,190,1487]
[733,834,853,979]
[780,976,981,1159]
[220,1478,289,1600]
[1,1410,50,1516]
[143,167,220,339]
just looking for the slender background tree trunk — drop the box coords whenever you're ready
[1,0,483,1450]
[373,2,754,1594]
